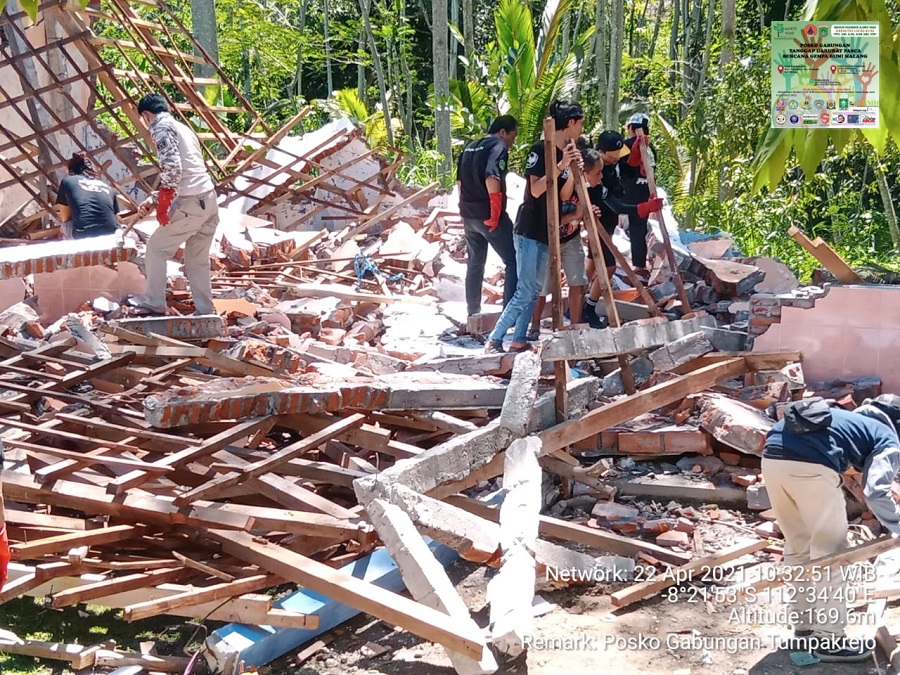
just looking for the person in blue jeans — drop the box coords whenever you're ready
[485,100,584,353]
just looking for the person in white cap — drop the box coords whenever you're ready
[619,112,654,280]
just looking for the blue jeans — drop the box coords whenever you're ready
[488,235,549,344]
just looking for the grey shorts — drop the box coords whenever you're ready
[541,235,588,294]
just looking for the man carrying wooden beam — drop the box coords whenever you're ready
[761,398,900,662]
[456,115,519,318]
[132,93,218,316]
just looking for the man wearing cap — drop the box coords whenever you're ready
[580,132,661,328]
[456,116,519,318]
[619,113,654,279]
[761,397,900,663]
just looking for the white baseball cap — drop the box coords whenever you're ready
[627,112,649,127]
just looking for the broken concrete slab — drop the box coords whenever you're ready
[746,257,799,295]
[409,352,518,377]
[684,256,766,297]
[365,499,498,674]
[649,331,714,372]
[746,483,772,510]
[700,326,748,353]
[0,235,136,280]
[111,315,226,341]
[613,473,747,506]
[696,393,772,456]
[601,356,653,396]
[144,372,508,427]
[499,351,542,438]
[543,315,716,362]
[487,437,541,657]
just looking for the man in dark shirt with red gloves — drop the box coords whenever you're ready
[619,113,655,280]
[456,116,519,318]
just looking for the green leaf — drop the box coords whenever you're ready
[750,127,789,193]
[19,0,38,20]
[797,130,829,177]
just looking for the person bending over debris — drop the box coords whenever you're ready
[456,115,519,317]
[133,93,218,316]
[55,153,120,240]
[484,100,584,354]
[581,134,662,329]
[762,397,900,663]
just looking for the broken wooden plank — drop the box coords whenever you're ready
[539,358,747,454]
[611,539,769,608]
[0,637,101,670]
[205,528,487,660]
[174,413,366,504]
[50,567,192,608]
[788,225,863,284]
[10,525,140,560]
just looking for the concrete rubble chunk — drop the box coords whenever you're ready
[144,372,508,427]
[224,338,308,374]
[111,314,226,341]
[499,351,542,438]
[700,326,748,352]
[648,331,714,372]
[591,501,640,524]
[697,393,773,457]
[365,499,498,675]
[542,315,716,362]
[488,437,541,657]
[686,256,766,298]
[746,483,772,510]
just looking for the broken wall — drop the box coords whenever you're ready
[752,284,900,394]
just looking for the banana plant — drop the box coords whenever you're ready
[751,0,900,191]
[449,0,594,164]
[2,0,89,20]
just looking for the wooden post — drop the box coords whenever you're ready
[634,129,692,312]
[542,118,568,426]
[572,166,636,394]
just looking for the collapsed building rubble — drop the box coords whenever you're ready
[2,3,900,675]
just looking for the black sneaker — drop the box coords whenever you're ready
[586,310,609,330]
[812,636,873,663]
[484,340,505,354]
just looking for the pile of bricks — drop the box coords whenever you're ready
[747,286,829,339]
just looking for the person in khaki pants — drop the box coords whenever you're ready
[762,397,900,663]
[133,93,218,316]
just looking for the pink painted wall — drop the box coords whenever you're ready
[753,285,900,394]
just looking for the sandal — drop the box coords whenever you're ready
[508,343,534,353]
[526,327,541,342]
[484,339,506,354]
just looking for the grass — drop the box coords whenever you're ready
[0,597,218,675]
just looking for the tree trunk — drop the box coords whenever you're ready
[462,0,475,77]
[400,0,416,139]
[648,0,665,58]
[296,0,311,97]
[324,0,334,94]
[605,0,624,128]
[449,0,459,79]
[667,0,680,90]
[594,0,608,114]
[433,0,452,174]
[359,0,393,145]
[720,0,735,71]
[357,26,366,101]
[874,161,900,251]
[191,0,219,95]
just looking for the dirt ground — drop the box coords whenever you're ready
[270,523,892,675]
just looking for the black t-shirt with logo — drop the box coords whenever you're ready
[515,141,573,246]
[456,135,509,220]
[56,175,119,237]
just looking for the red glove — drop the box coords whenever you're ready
[637,197,664,219]
[627,140,643,167]
[156,187,175,226]
[484,192,503,232]
[0,524,9,589]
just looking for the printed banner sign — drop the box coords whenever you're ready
[771,21,879,128]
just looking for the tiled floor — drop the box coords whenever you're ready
[753,285,900,393]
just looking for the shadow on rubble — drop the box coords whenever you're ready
[749,650,885,674]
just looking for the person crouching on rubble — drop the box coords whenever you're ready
[131,93,219,316]
[761,396,900,662]
[55,153,121,240]
[484,100,584,354]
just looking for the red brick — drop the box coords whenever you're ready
[719,452,742,466]
[642,519,675,536]
[675,517,695,534]
[656,530,689,548]
[732,474,758,487]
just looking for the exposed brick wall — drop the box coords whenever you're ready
[747,286,829,341]
[0,245,135,280]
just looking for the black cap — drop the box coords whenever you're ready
[596,131,630,159]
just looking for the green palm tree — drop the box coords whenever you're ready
[450,0,593,164]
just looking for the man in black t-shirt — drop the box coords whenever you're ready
[618,113,655,278]
[55,154,120,239]
[456,116,519,317]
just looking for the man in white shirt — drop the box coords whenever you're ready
[134,93,218,315]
